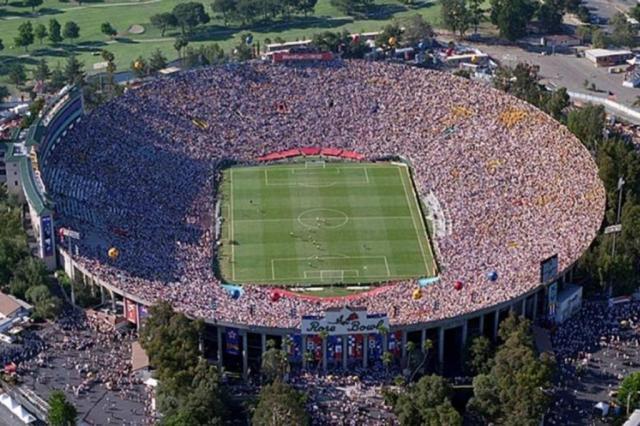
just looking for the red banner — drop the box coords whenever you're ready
[124,299,138,324]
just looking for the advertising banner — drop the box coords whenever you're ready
[41,216,54,257]
[301,307,388,335]
[225,328,241,356]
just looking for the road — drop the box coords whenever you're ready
[468,42,639,107]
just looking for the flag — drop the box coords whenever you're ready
[225,328,240,356]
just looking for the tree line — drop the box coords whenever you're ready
[0,186,62,320]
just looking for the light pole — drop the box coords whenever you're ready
[609,176,625,298]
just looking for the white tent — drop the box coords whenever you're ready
[595,401,610,417]
[0,393,36,423]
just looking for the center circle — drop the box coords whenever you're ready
[297,208,349,229]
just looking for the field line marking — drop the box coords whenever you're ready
[271,259,276,280]
[238,273,423,283]
[233,215,413,223]
[264,169,269,185]
[383,256,390,276]
[230,169,236,281]
[272,255,388,262]
[398,167,431,274]
[364,167,370,184]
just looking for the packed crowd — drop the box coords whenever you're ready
[547,300,640,424]
[292,371,396,425]
[41,60,605,329]
[16,308,152,424]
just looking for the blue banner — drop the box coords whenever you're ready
[288,334,302,362]
[41,216,54,257]
[225,328,240,356]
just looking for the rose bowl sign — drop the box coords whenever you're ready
[301,307,388,335]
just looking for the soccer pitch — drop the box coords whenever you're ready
[218,161,436,286]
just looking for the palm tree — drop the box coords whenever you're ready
[303,351,314,371]
[382,351,393,376]
[410,339,433,382]
[318,331,329,372]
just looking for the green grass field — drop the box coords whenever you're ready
[0,0,498,96]
[218,160,436,286]
[0,0,446,92]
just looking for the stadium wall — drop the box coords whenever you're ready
[12,86,85,270]
[59,248,568,378]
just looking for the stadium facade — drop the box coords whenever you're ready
[7,62,605,377]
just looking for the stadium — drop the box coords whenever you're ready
[8,59,605,376]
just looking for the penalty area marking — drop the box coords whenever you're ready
[263,166,370,187]
[271,255,390,281]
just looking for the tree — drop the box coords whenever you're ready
[619,372,640,414]
[139,301,203,383]
[537,0,563,34]
[592,27,607,48]
[409,338,433,382]
[576,5,590,23]
[174,36,189,59]
[468,314,555,425]
[172,2,210,35]
[15,21,35,52]
[575,25,592,44]
[382,351,393,374]
[261,340,289,383]
[48,19,63,44]
[464,335,494,375]
[632,4,640,22]
[544,87,569,121]
[0,239,27,286]
[610,12,635,47]
[148,49,168,73]
[47,390,77,426]
[34,23,47,45]
[211,0,236,25]
[64,55,84,85]
[0,86,9,103]
[442,0,471,38]
[62,21,80,42]
[7,63,27,86]
[158,359,227,424]
[567,103,606,151]
[49,63,66,91]
[375,22,403,48]
[391,374,462,425]
[402,14,434,46]
[100,22,117,39]
[9,257,48,299]
[32,58,51,82]
[467,0,484,33]
[25,0,42,12]
[493,63,546,107]
[150,12,178,37]
[233,33,254,60]
[330,0,374,17]
[252,380,308,426]
[297,0,317,16]
[235,0,261,24]
[312,30,367,58]
[490,0,536,40]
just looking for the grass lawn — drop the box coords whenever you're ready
[0,0,442,90]
[218,160,436,286]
